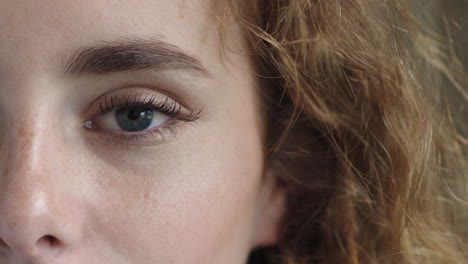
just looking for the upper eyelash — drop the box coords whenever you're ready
[97,93,202,122]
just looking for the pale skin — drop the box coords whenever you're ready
[0,0,285,263]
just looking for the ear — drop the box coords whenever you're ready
[252,166,286,247]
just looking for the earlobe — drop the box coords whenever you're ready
[252,168,286,247]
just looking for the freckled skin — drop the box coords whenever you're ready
[0,1,285,264]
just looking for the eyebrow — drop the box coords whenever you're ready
[62,37,211,78]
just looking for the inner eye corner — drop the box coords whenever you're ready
[83,120,94,130]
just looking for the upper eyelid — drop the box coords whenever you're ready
[97,93,160,113]
[85,88,202,124]
[85,87,174,117]
[86,84,197,111]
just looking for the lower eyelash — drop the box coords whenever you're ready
[105,118,179,144]
[85,117,182,146]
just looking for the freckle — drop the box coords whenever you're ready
[16,125,33,151]
[18,126,26,137]
[1,164,10,179]
[8,124,34,174]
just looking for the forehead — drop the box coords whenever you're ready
[0,0,236,75]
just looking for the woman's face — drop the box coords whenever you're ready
[0,1,284,263]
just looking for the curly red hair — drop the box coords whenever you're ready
[216,0,467,263]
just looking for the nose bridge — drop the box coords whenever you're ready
[0,117,55,241]
[1,110,52,190]
[5,118,39,175]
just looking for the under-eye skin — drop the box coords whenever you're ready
[83,87,201,145]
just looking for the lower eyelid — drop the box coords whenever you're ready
[82,118,180,146]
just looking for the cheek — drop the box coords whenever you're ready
[84,95,265,263]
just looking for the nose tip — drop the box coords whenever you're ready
[0,162,82,261]
[0,193,69,260]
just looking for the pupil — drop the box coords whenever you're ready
[115,107,154,132]
[128,109,142,120]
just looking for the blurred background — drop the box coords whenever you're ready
[441,1,467,135]
[411,0,467,135]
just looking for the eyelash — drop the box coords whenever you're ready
[98,93,200,121]
[86,92,201,144]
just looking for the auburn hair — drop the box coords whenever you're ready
[216,0,466,263]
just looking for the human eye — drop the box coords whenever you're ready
[83,88,201,144]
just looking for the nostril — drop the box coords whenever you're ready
[36,235,62,249]
[0,238,9,249]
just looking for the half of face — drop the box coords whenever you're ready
[0,0,285,263]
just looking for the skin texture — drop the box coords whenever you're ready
[0,0,285,263]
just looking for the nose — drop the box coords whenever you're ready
[0,194,65,259]
[0,122,83,261]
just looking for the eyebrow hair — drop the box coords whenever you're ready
[62,37,211,78]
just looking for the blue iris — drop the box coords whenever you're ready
[115,108,154,132]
